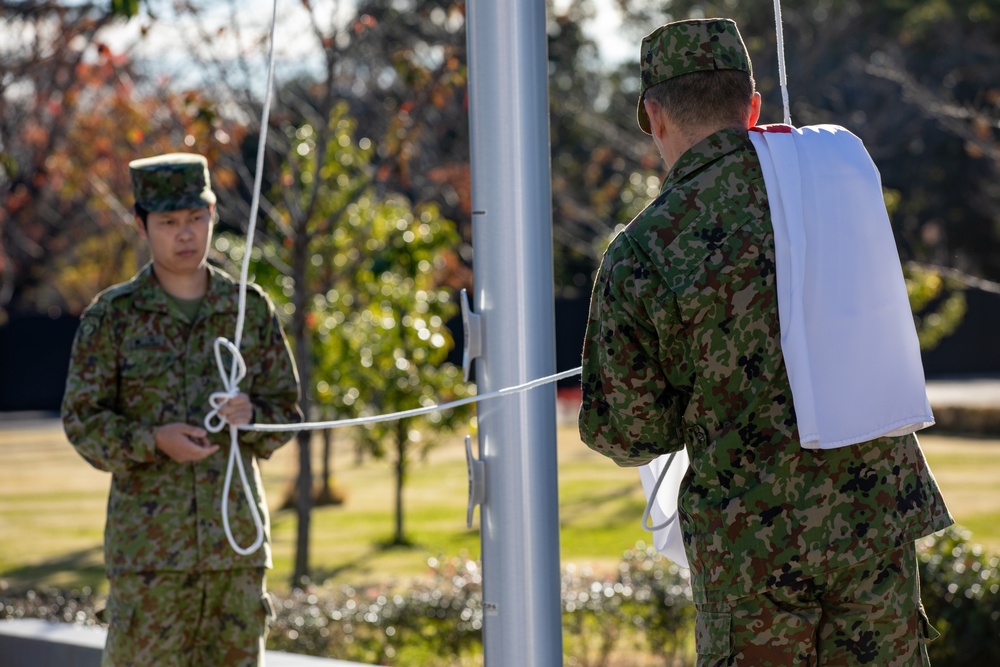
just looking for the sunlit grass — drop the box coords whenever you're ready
[1,421,997,597]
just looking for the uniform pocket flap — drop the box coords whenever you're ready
[106,596,136,632]
[696,611,732,656]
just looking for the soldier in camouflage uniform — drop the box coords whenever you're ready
[62,153,301,666]
[578,19,953,666]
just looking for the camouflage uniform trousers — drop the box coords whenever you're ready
[102,568,275,667]
[694,541,940,666]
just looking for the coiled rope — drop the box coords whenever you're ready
[203,0,279,557]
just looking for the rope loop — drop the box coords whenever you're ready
[205,337,247,434]
[204,335,264,555]
[221,421,266,556]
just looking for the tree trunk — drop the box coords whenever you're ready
[294,427,312,585]
[393,419,408,545]
[321,427,332,497]
[292,226,312,587]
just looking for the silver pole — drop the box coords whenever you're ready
[465,0,563,665]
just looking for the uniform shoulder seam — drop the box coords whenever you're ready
[87,277,140,313]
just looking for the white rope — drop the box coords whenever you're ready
[240,366,583,433]
[641,451,679,532]
[204,0,279,557]
[203,0,586,555]
[772,0,792,125]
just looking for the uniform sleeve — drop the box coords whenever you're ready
[578,238,688,467]
[61,301,160,474]
[240,297,302,459]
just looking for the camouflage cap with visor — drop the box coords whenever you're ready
[129,152,217,213]
[637,18,752,134]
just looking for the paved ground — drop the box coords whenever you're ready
[0,618,367,667]
[925,375,1000,408]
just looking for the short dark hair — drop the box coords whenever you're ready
[644,69,755,133]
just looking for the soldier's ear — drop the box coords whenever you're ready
[643,98,664,136]
[134,214,148,239]
[746,92,762,129]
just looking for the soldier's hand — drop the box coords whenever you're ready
[217,392,254,426]
[154,423,219,462]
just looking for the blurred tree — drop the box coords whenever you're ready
[168,0,479,579]
[109,0,143,18]
[611,0,1000,283]
[0,1,242,322]
[216,105,471,554]
[884,189,968,350]
[312,190,472,547]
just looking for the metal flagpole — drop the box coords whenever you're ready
[465,0,563,664]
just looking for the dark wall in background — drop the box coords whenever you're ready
[2,288,997,413]
[922,288,1000,376]
[0,315,79,412]
[443,297,590,387]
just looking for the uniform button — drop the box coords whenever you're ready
[686,425,708,445]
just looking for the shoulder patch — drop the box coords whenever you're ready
[77,278,138,343]
[77,309,104,344]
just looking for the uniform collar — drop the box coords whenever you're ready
[133,263,239,316]
[660,127,750,192]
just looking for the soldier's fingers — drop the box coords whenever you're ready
[193,444,220,459]
[176,423,207,438]
[181,443,218,461]
[220,396,250,413]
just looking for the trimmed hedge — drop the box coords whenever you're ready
[2,527,997,666]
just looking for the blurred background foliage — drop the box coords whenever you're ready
[3,0,998,311]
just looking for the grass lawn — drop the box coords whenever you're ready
[1,420,998,597]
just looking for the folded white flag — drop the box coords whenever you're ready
[640,124,934,565]
[750,123,933,447]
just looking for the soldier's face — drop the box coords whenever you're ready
[138,206,213,275]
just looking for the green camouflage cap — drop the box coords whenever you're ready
[637,18,752,134]
[128,153,217,213]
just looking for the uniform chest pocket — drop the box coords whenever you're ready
[121,350,176,379]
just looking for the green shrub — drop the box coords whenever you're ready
[919,527,1000,666]
[0,581,102,625]
[267,556,483,666]
[3,530,996,667]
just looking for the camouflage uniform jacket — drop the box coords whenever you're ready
[63,263,301,576]
[579,128,952,604]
